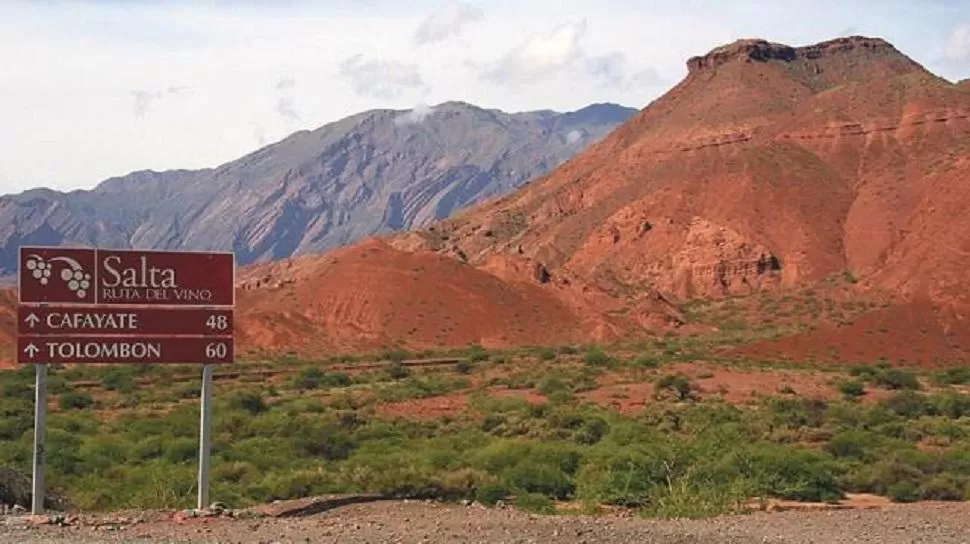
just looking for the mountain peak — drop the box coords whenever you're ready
[687,35,910,73]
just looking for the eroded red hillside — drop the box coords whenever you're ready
[388,37,970,351]
[232,239,635,355]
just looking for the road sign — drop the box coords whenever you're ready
[16,245,236,515]
[19,247,235,307]
[17,336,234,364]
[18,306,233,336]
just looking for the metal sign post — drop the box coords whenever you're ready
[197,363,214,510]
[31,362,46,515]
[17,246,235,514]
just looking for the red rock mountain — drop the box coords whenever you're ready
[392,37,970,308]
[4,36,970,361]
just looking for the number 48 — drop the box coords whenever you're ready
[206,314,230,331]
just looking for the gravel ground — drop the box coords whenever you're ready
[3,500,970,544]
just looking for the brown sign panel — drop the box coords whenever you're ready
[18,336,234,364]
[95,249,234,307]
[18,247,234,307]
[19,247,97,305]
[18,306,233,336]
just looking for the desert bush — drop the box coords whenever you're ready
[932,366,970,385]
[654,374,696,401]
[8,351,970,515]
[102,367,137,393]
[633,355,661,368]
[475,482,509,505]
[225,389,267,415]
[872,369,921,390]
[465,345,489,362]
[536,348,557,361]
[583,346,614,367]
[514,492,556,514]
[387,362,411,380]
[58,391,94,411]
[381,349,411,362]
[836,379,866,399]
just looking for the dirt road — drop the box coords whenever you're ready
[3,499,970,544]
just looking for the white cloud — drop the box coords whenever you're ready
[394,103,436,125]
[274,77,300,123]
[414,0,484,45]
[566,129,583,144]
[275,96,300,122]
[943,23,970,61]
[482,20,588,86]
[131,86,188,117]
[0,0,965,194]
[479,20,666,92]
[339,54,428,100]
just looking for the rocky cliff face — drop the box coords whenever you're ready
[390,36,970,310]
[0,101,636,276]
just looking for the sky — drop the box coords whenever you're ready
[1,0,969,195]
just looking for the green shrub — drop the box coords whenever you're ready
[933,392,970,419]
[58,391,94,411]
[574,417,609,445]
[837,379,866,398]
[743,446,843,502]
[466,346,489,363]
[919,474,965,501]
[537,377,570,397]
[163,438,198,464]
[2,380,33,400]
[381,349,410,362]
[290,366,353,390]
[654,374,696,401]
[887,481,919,503]
[536,348,557,361]
[387,362,411,380]
[475,482,509,506]
[881,391,933,419]
[291,366,325,390]
[932,366,970,385]
[514,492,556,514]
[102,367,136,393]
[633,355,661,368]
[583,347,614,367]
[226,390,267,415]
[873,369,921,390]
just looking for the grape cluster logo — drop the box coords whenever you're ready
[24,254,93,299]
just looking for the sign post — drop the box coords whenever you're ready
[198,363,214,509]
[31,362,46,515]
[17,246,235,514]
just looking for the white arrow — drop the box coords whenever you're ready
[24,313,40,328]
[23,343,39,358]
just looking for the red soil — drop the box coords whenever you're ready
[375,393,470,421]
[726,301,970,367]
[579,362,895,414]
[233,238,601,355]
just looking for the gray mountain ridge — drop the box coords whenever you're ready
[0,100,637,277]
